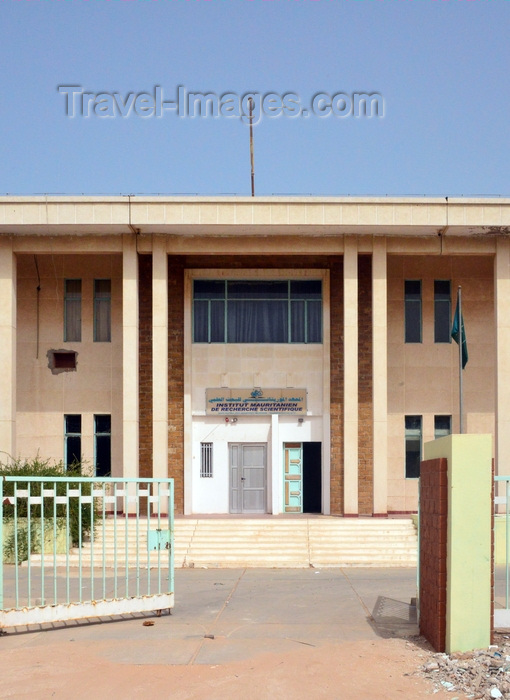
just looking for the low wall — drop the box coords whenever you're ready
[2,519,70,564]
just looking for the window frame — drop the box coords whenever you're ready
[434,415,452,440]
[434,280,452,344]
[405,415,422,479]
[192,278,323,344]
[404,280,422,344]
[64,414,82,471]
[93,279,112,343]
[64,279,82,342]
[94,414,111,477]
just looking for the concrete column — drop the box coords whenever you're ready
[343,238,358,515]
[0,239,16,462]
[495,237,510,477]
[372,239,388,515]
[122,235,139,482]
[271,414,280,514]
[424,435,492,652]
[152,238,168,481]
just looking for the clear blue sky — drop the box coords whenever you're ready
[1,0,508,197]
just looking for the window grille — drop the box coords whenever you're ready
[200,442,213,478]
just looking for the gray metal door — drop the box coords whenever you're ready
[230,443,267,514]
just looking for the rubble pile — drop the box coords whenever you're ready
[415,634,510,699]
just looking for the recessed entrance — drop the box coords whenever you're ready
[230,443,267,514]
[283,442,322,514]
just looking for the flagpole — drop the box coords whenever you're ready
[458,285,463,434]
[248,98,255,197]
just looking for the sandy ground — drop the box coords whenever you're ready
[1,568,473,699]
[0,633,467,700]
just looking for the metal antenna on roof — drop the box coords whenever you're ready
[248,98,255,197]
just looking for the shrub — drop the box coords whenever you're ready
[1,457,101,560]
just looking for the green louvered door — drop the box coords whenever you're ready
[283,443,303,513]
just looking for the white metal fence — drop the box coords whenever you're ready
[0,476,174,629]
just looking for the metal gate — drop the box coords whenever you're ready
[495,476,510,627]
[0,476,174,630]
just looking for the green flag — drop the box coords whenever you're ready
[451,296,468,369]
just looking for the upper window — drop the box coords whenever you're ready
[94,279,112,342]
[193,280,322,344]
[64,279,82,342]
[434,280,451,343]
[404,280,421,343]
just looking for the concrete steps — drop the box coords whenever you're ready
[29,516,418,568]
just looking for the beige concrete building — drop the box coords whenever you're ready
[0,195,507,516]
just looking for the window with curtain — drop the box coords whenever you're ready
[94,279,112,342]
[193,279,322,343]
[434,280,451,343]
[64,279,82,342]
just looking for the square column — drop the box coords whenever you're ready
[152,238,169,481]
[343,238,358,515]
[0,239,16,461]
[495,237,510,475]
[372,238,388,515]
[122,235,139,481]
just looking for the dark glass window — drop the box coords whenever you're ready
[434,415,452,440]
[94,279,111,342]
[64,414,81,470]
[404,280,421,343]
[64,279,82,342]
[434,280,451,343]
[193,279,322,344]
[94,414,111,477]
[405,415,422,478]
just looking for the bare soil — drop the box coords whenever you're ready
[1,635,467,699]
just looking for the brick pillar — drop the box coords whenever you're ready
[168,257,184,514]
[138,255,153,480]
[330,259,344,515]
[358,255,373,515]
[419,457,448,652]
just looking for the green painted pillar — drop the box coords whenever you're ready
[424,434,492,654]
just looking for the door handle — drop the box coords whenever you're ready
[241,477,246,481]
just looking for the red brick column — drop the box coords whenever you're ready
[168,257,185,513]
[419,457,448,652]
[330,260,344,515]
[138,254,153,480]
[358,255,373,515]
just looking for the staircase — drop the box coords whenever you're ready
[32,517,417,568]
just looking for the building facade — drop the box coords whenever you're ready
[0,196,508,516]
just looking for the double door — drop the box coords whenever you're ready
[230,443,267,514]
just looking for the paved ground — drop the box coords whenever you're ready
[1,568,418,659]
[0,567,470,699]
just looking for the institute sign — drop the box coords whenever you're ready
[206,388,307,414]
